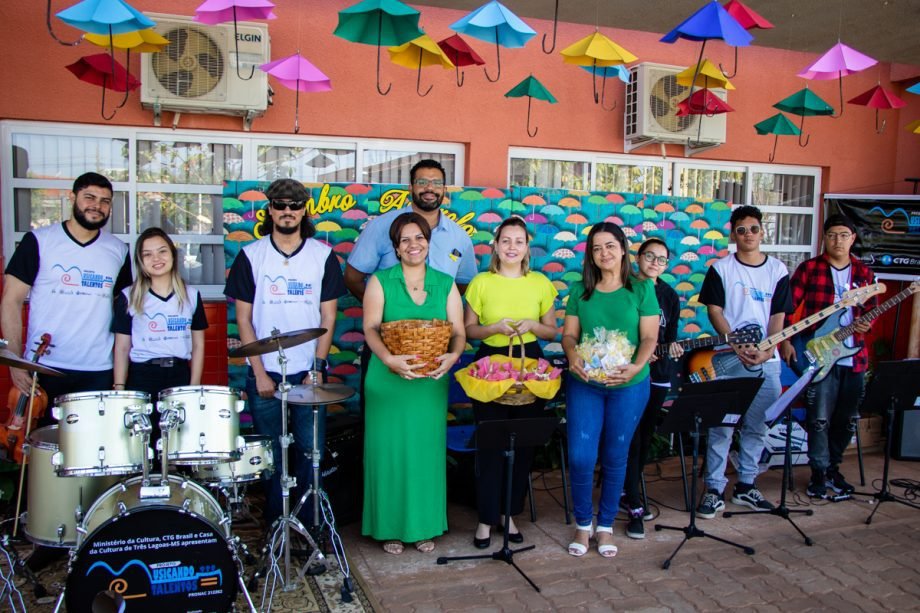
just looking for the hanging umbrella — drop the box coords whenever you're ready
[675,59,735,90]
[389,34,455,97]
[908,83,920,95]
[675,60,734,145]
[720,0,773,78]
[504,75,557,137]
[194,0,276,81]
[580,65,630,110]
[676,88,733,115]
[542,0,560,53]
[847,84,906,134]
[260,52,331,134]
[798,41,877,118]
[906,120,920,134]
[560,30,637,110]
[333,0,423,95]
[437,34,485,87]
[773,87,834,147]
[66,53,140,120]
[85,28,169,108]
[450,0,536,82]
[754,113,801,162]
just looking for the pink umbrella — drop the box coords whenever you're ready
[848,85,907,133]
[798,41,877,118]
[195,0,277,80]
[260,52,331,133]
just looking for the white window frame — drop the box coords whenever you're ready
[2,120,465,299]
[508,146,671,193]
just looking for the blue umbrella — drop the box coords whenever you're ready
[580,65,630,110]
[450,0,536,82]
[907,82,920,95]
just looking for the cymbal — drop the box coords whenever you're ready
[229,328,327,358]
[0,349,65,377]
[278,384,356,405]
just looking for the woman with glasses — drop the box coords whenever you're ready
[562,222,659,558]
[464,216,558,550]
[622,238,683,539]
[362,213,466,555]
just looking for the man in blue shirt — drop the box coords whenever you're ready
[344,159,476,300]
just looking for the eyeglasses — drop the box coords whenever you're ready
[641,252,669,266]
[412,178,445,188]
[825,232,853,241]
[270,200,306,211]
[734,225,761,236]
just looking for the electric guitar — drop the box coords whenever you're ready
[791,279,919,382]
[686,283,886,383]
[653,323,762,359]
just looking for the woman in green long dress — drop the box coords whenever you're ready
[362,212,466,555]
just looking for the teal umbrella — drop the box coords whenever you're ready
[505,75,557,137]
[773,87,834,147]
[333,0,424,95]
[754,113,801,162]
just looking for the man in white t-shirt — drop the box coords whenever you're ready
[697,205,792,518]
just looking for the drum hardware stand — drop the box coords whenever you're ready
[0,535,28,612]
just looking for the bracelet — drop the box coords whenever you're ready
[113,383,125,389]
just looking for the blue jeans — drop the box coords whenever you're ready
[566,376,649,528]
[805,364,864,473]
[704,360,781,493]
[246,368,326,527]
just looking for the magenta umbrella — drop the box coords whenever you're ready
[195,0,276,80]
[798,41,877,118]
[260,52,331,134]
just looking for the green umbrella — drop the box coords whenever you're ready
[773,87,833,147]
[755,112,802,162]
[504,75,557,137]
[334,0,424,95]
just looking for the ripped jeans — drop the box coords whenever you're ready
[566,376,649,528]
[805,364,864,473]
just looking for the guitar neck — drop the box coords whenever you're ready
[656,334,728,357]
[757,299,858,351]
[832,287,916,342]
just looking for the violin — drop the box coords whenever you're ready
[0,333,52,463]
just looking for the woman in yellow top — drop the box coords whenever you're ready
[464,216,559,549]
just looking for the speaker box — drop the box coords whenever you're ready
[322,414,364,525]
[892,409,920,461]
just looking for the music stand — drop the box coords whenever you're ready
[437,416,559,592]
[857,361,920,524]
[654,377,762,569]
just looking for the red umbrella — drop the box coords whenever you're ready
[66,53,139,120]
[676,88,733,145]
[721,0,774,77]
[847,84,907,133]
[437,34,485,87]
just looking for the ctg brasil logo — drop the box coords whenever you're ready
[869,206,920,234]
[52,264,114,289]
[265,275,313,296]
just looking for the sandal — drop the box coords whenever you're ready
[382,540,404,555]
[567,524,593,557]
[595,526,618,558]
[415,540,435,553]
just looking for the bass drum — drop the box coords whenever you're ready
[67,475,237,612]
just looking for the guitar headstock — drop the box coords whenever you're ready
[840,283,886,306]
[910,278,920,294]
[727,323,763,345]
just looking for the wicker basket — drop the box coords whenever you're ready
[380,319,452,376]
[495,333,538,406]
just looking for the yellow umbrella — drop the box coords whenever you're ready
[388,34,455,97]
[84,29,170,52]
[676,59,735,90]
[560,31,637,109]
[906,119,920,134]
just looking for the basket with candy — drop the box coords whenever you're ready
[455,334,563,405]
[575,327,635,383]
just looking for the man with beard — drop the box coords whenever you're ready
[2,172,132,413]
[345,159,476,300]
[224,178,346,529]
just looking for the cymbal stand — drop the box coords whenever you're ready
[0,534,28,612]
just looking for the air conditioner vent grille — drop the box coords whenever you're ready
[152,27,225,98]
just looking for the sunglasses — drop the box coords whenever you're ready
[640,252,669,266]
[270,200,306,211]
[734,225,761,236]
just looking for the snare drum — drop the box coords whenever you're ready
[52,390,152,477]
[192,435,274,484]
[23,426,118,547]
[158,386,245,465]
[67,475,237,612]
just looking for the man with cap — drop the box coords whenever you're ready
[781,213,876,499]
[225,178,346,528]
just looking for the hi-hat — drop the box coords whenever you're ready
[230,328,327,358]
[278,384,356,405]
[0,349,64,377]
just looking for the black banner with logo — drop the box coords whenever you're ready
[825,195,920,278]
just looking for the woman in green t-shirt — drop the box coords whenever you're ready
[464,216,559,550]
[561,222,659,558]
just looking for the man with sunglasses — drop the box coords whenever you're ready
[697,205,792,519]
[224,178,346,529]
[780,214,875,499]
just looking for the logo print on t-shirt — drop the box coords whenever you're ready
[145,313,192,332]
[52,264,114,289]
[734,280,773,303]
[265,275,313,296]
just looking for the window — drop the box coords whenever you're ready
[2,121,464,298]
[749,169,819,271]
[509,147,668,193]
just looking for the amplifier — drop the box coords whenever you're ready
[893,409,920,461]
[322,415,364,525]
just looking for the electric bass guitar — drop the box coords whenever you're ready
[791,279,919,382]
[686,283,886,383]
[653,323,762,359]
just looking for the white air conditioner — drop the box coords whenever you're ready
[624,62,728,153]
[141,13,269,124]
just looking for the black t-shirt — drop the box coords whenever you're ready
[650,280,680,385]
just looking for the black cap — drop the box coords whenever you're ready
[265,178,308,202]
[823,214,857,234]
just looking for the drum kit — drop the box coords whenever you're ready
[0,328,356,613]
